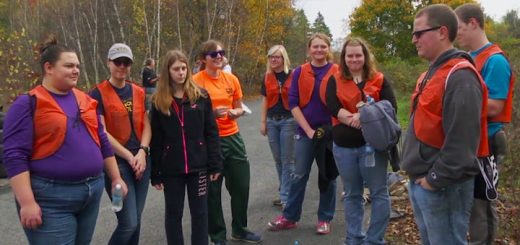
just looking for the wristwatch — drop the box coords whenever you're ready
[140,145,150,156]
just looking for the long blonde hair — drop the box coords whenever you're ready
[152,49,206,115]
[266,45,291,74]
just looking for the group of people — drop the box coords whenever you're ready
[261,3,513,245]
[0,2,513,245]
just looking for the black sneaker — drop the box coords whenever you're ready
[230,231,262,243]
[272,199,283,207]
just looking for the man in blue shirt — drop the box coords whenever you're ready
[455,3,514,244]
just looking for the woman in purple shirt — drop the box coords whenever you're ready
[268,33,339,235]
[2,35,127,245]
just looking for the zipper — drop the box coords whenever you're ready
[172,98,189,174]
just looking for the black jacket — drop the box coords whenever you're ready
[150,91,222,185]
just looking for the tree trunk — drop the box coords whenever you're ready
[72,1,90,87]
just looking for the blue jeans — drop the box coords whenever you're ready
[332,144,390,245]
[20,174,104,245]
[106,156,151,245]
[409,177,475,245]
[283,134,337,222]
[266,117,296,204]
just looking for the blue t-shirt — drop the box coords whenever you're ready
[470,43,512,136]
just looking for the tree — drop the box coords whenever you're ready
[503,10,520,38]
[311,12,332,39]
[283,9,311,64]
[349,0,417,62]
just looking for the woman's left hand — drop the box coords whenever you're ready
[349,113,361,129]
[210,172,221,181]
[133,150,147,180]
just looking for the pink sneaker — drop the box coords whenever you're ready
[316,221,331,234]
[267,215,297,231]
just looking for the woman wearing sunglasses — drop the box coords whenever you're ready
[192,40,262,245]
[89,43,151,245]
[259,45,296,209]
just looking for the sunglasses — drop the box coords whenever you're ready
[205,50,226,58]
[412,26,442,39]
[111,58,133,67]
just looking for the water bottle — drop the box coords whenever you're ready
[364,143,375,167]
[364,95,376,167]
[366,95,375,105]
[111,184,123,212]
[294,240,300,245]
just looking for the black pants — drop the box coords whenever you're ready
[163,172,208,245]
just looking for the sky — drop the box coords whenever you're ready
[295,0,520,42]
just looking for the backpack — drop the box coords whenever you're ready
[359,99,401,151]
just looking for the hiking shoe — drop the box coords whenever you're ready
[272,199,283,207]
[316,221,331,235]
[230,231,262,243]
[267,215,297,231]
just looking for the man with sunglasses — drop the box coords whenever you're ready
[90,43,151,245]
[455,4,514,245]
[401,4,488,244]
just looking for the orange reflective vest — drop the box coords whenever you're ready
[96,80,145,145]
[473,44,515,123]
[29,85,100,160]
[297,63,339,108]
[264,71,293,110]
[411,58,489,157]
[332,72,384,126]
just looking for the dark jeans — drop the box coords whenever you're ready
[105,156,151,245]
[163,172,209,245]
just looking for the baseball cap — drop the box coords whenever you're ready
[108,43,133,61]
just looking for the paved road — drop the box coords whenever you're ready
[0,99,347,245]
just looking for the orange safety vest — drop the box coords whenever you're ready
[411,58,489,157]
[29,85,100,160]
[297,63,339,108]
[264,71,293,110]
[96,80,145,145]
[473,44,515,123]
[332,72,384,126]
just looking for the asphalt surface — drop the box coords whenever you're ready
[0,99,348,245]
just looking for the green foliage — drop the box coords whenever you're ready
[283,9,311,65]
[502,10,520,38]
[349,0,417,63]
[0,29,39,108]
[311,12,332,39]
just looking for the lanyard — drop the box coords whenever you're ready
[171,98,184,127]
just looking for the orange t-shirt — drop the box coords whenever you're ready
[193,70,243,137]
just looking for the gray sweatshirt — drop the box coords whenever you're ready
[401,49,482,189]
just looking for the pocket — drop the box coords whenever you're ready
[30,177,50,193]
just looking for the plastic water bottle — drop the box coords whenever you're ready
[111,184,123,212]
[364,95,376,167]
[366,95,375,105]
[364,143,375,167]
[294,240,300,245]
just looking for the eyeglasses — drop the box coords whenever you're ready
[412,26,442,39]
[268,55,282,60]
[111,58,133,67]
[205,50,226,58]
